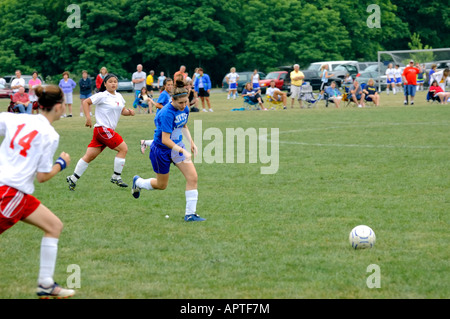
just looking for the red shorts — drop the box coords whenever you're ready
[0,186,41,235]
[88,126,124,151]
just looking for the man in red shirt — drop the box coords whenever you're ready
[402,60,422,105]
[12,86,32,113]
[173,65,188,80]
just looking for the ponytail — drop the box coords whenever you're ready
[35,85,64,112]
[172,80,188,99]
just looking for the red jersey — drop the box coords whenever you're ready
[402,67,420,85]
[96,74,106,89]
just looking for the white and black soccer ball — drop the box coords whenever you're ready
[349,225,376,249]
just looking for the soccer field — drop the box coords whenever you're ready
[0,90,449,299]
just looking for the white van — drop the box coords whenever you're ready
[307,61,360,79]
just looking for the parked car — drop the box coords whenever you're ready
[433,60,450,70]
[333,64,360,78]
[2,75,14,88]
[358,62,377,71]
[278,65,342,91]
[307,61,360,80]
[117,76,133,92]
[258,71,288,93]
[364,63,388,74]
[222,71,266,93]
[355,71,386,90]
[0,87,13,98]
[363,63,395,86]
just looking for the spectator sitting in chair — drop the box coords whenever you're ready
[137,86,156,114]
[12,86,33,113]
[324,81,342,108]
[242,82,266,110]
[362,78,380,107]
[349,79,365,108]
[429,80,450,104]
[266,80,287,109]
[431,68,450,93]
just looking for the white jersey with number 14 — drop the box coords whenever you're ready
[0,113,59,195]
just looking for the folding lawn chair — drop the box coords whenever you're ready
[426,90,440,104]
[243,96,260,110]
[266,95,285,110]
[7,94,18,113]
[299,82,318,108]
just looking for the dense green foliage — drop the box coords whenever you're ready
[0,0,447,84]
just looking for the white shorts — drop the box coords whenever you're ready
[64,92,73,104]
[290,85,301,99]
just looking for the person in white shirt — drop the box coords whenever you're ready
[0,75,6,88]
[10,70,26,93]
[66,74,135,191]
[266,80,287,109]
[132,64,146,97]
[252,69,260,89]
[385,63,396,95]
[394,65,403,92]
[226,67,239,100]
[0,84,75,299]
[431,69,450,92]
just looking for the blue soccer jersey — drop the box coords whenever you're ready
[153,103,189,150]
[156,90,172,113]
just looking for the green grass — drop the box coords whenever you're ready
[0,90,449,299]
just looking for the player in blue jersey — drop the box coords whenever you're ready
[132,80,205,222]
[155,77,173,112]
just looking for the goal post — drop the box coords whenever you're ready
[377,48,450,92]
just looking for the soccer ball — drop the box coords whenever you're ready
[349,225,376,249]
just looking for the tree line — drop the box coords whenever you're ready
[0,0,447,86]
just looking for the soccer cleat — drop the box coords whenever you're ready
[140,140,147,154]
[36,282,75,299]
[111,177,128,188]
[131,175,141,199]
[184,214,206,222]
[66,176,76,191]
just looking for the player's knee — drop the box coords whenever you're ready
[186,172,198,188]
[158,183,168,190]
[118,143,128,156]
[155,180,168,190]
[48,218,63,237]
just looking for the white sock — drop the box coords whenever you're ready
[136,177,155,190]
[185,189,198,215]
[112,157,125,179]
[72,159,89,182]
[38,237,59,287]
[144,140,153,147]
[386,88,389,94]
